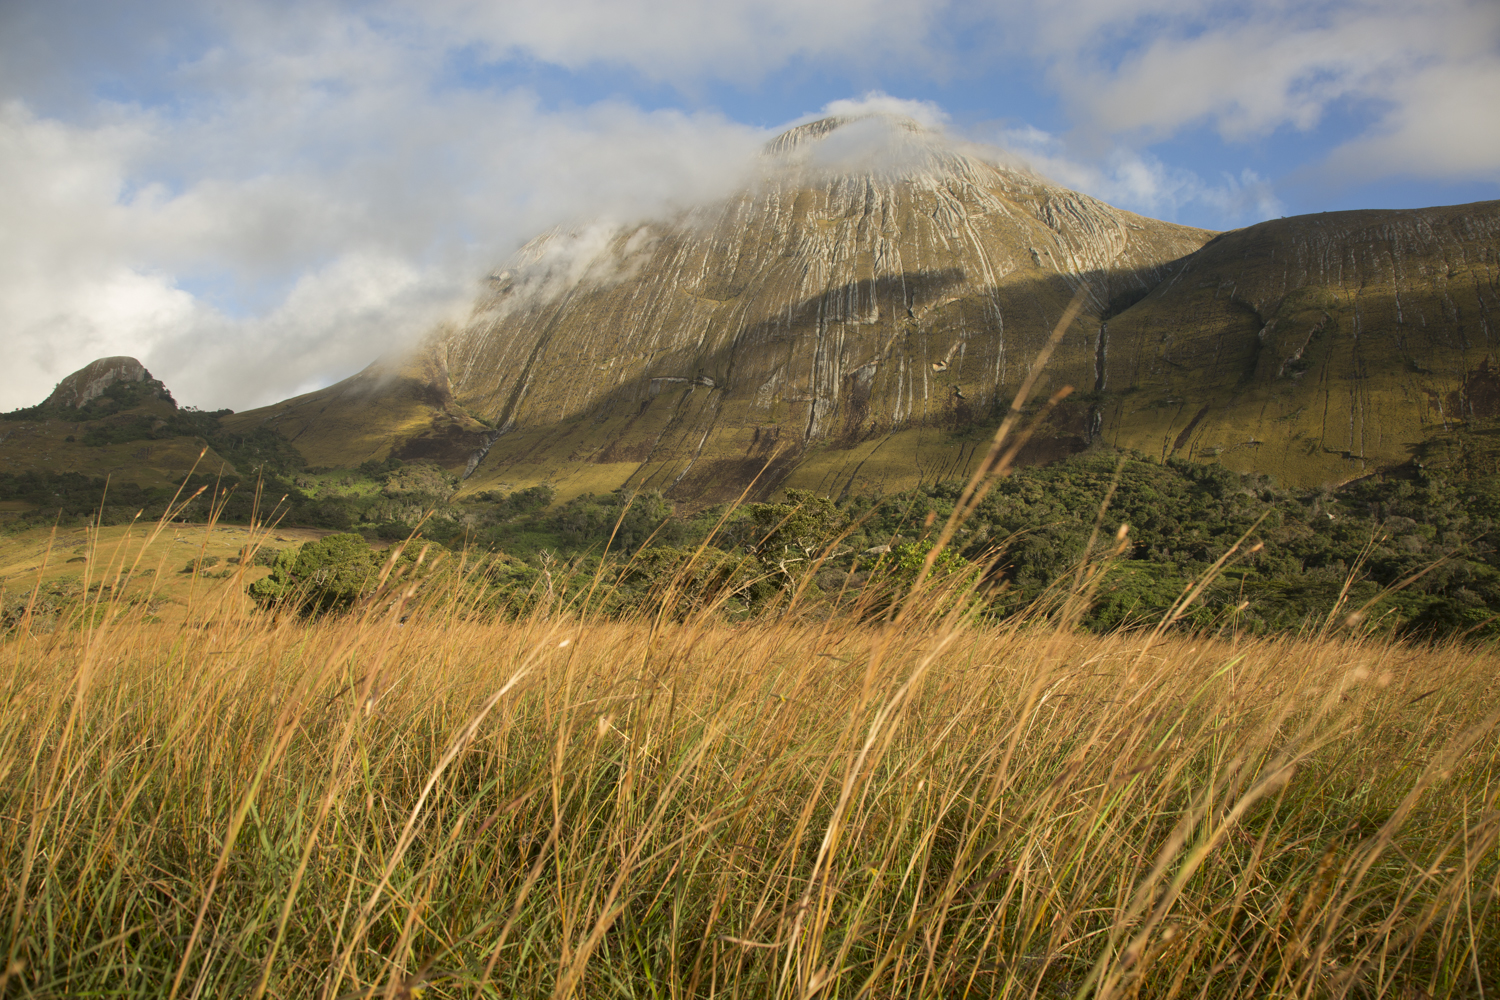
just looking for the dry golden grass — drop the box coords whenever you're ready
[3,323,1496,998]
[0,542,1496,998]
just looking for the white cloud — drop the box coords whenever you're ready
[0,47,765,411]
[416,0,1500,184]
[814,93,950,131]
[995,123,1282,224]
[1322,57,1500,180]
[404,0,949,85]
[1037,0,1500,181]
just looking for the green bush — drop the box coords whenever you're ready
[248,533,383,614]
[615,545,759,619]
[744,489,847,579]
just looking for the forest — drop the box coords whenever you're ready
[6,442,1498,638]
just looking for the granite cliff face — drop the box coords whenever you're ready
[222,115,1500,501]
[434,117,1210,503]
[1100,202,1500,483]
[287,114,1195,502]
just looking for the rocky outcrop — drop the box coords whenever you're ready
[44,357,165,409]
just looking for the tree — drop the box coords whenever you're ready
[249,532,382,614]
[745,489,848,583]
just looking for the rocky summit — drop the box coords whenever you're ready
[44,357,165,410]
[226,114,1213,502]
[216,115,1497,502]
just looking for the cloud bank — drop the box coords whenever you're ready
[1038,0,1500,183]
[0,28,766,410]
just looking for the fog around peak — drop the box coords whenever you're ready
[0,92,769,412]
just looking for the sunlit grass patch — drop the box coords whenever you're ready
[0,573,1495,998]
[2,315,1496,998]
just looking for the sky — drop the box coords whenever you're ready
[2,0,1497,412]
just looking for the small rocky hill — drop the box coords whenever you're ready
[0,358,292,489]
[42,357,168,410]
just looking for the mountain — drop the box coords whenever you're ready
[1099,201,1500,483]
[24,116,1500,506]
[226,114,1215,503]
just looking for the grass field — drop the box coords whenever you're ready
[0,511,1497,998]
[0,521,367,628]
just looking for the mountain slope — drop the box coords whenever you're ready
[1101,201,1500,483]
[217,117,1500,502]
[425,115,1213,502]
[217,349,491,471]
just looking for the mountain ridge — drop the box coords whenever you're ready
[292,114,1217,504]
[9,116,1499,508]
[1100,199,1500,483]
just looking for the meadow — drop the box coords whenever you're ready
[0,504,1496,999]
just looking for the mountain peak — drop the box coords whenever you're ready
[45,357,159,409]
[763,113,930,156]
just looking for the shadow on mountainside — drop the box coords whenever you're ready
[468,266,1106,505]
[228,199,1497,505]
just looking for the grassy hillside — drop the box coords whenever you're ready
[0,521,341,629]
[218,349,491,472]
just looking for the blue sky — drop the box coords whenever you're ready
[2,0,1497,410]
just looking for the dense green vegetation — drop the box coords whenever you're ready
[0,468,355,533]
[19,441,1476,638]
[250,532,402,614]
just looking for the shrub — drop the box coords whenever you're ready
[745,488,848,583]
[250,546,281,567]
[248,533,382,614]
